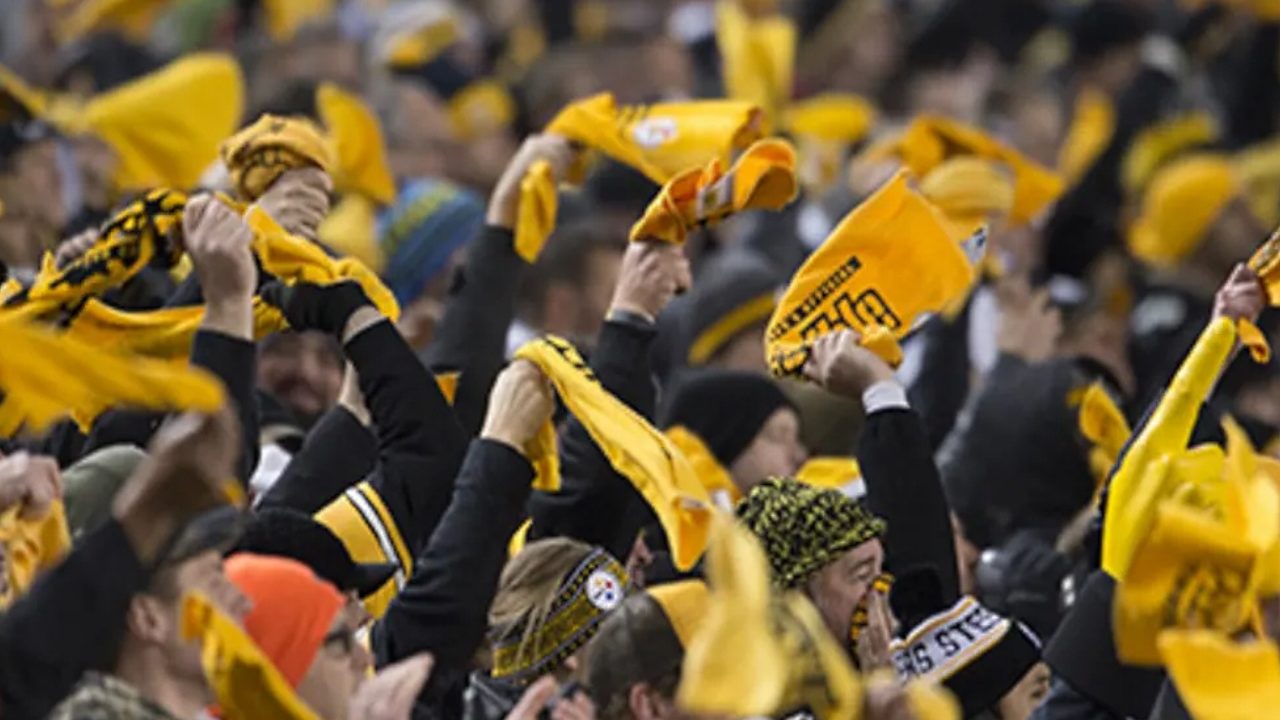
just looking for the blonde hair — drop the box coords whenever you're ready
[488,537,597,673]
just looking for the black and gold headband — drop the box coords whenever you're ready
[490,548,630,684]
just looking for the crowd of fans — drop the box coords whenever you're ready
[2,0,1280,718]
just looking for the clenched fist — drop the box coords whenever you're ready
[255,167,333,241]
[803,329,896,400]
[481,360,555,452]
[184,194,256,307]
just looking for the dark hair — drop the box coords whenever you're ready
[248,79,322,124]
[585,594,683,720]
[517,219,624,324]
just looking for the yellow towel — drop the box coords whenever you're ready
[514,160,557,263]
[0,314,224,434]
[316,83,396,206]
[868,115,1065,225]
[716,0,796,126]
[784,94,877,193]
[665,426,740,509]
[765,171,974,376]
[1159,631,1280,720]
[514,336,713,570]
[0,501,70,609]
[629,138,798,244]
[545,93,765,185]
[1128,154,1240,270]
[221,115,331,201]
[181,592,320,720]
[918,157,1015,243]
[1058,87,1115,186]
[1102,318,1238,578]
[1077,382,1132,491]
[76,54,244,192]
[1122,112,1217,195]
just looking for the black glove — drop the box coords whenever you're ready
[260,280,372,337]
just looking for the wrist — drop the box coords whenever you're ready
[485,196,517,231]
[341,306,386,345]
[202,294,254,339]
[861,380,908,414]
[480,424,527,455]
[607,302,656,325]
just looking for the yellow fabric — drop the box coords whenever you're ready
[74,54,244,191]
[317,195,383,272]
[0,501,70,609]
[919,157,1015,242]
[1102,318,1238,578]
[715,0,796,127]
[515,160,557,263]
[665,426,740,509]
[0,313,225,434]
[507,518,533,559]
[53,0,170,43]
[1249,227,1280,307]
[514,336,713,570]
[62,297,285,361]
[795,456,861,492]
[1181,0,1280,20]
[648,580,711,649]
[784,94,877,193]
[0,64,50,121]
[1122,113,1217,195]
[1128,154,1240,269]
[245,205,400,322]
[448,80,517,140]
[867,115,1064,225]
[314,481,412,620]
[384,16,459,69]
[221,115,331,201]
[678,514,864,718]
[316,83,396,205]
[261,0,334,41]
[1235,137,1280,227]
[9,188,185,320]
[765,171,974,376]
[687,291,776,366]
[1078,382,1132,490]
[1159,631,1280,719]
[180,592,320,720]
[1058,87,1115,185]
[435,371,459,405]
[629,138,798,245]
[545,93,765,185]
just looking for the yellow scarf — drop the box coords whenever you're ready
[513,336,713,570]
[765,171,974,376]
[867,115,1064,225]
[0,500,70,609]
[630,138,798,244]
[181,592,320,720]
[0,314,224,434]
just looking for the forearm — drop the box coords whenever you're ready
[255,407,378,514]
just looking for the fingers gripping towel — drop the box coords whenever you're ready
[514,336,713,570]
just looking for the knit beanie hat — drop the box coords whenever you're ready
[889,567,1041,717]
[661,370,795,469]
[734,476,886,589]
[376,178,485,305]
[225,553,345,688]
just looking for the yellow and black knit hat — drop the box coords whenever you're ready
[735,476,886,589]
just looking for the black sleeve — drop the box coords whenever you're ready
[526,318,661,562]
[254,406,377,514]
[906,306,974,452]
[81,329,259,487]
[0,520,149,720]
[1220,23,1280,149]
[426,226,525,436]
[346,321,468,554]
[858,405,961,602]
[372,438,533,671]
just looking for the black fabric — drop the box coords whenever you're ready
[1029,676,1125,720]
[975,529,1070,640]
[235,507,397,597]
[426,225,526,436]
[1218,22,1280,150]
[660,370,793,468]
[859,407,960,601]
[1147,681,1193,720]
[373,439,534,717]
[0,519,150,720]
[461,671,525,720]
[527,318,661,563]
[906,300,976,453]
[1127,283,1213,417]
[259,280,371,337]
[255,406,376,514]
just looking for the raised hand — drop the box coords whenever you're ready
[480,360,555,453]
[804,329,896,400]
[487,134,579,230]
[609,242,692,323]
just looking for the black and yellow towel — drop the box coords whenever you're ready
[314,481,414,619]
[765,171,974,376]
[514,336,713,570]
[221,114,332,202]
[629,138,798,245]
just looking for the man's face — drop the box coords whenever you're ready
[996,662,1051,720]
[804,540,885,643]
[728,408,807,493]
[578,247,624,340]
[146,551,250,687]
[257,331,344,426]
[295,601,371,720]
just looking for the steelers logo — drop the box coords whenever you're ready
[586,569,623,611]
[631,117,678,149]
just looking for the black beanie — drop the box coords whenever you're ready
[660,370,795,468]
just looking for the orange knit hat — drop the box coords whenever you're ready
[225,553,345,688]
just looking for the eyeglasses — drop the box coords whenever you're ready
[322,628,357,656]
